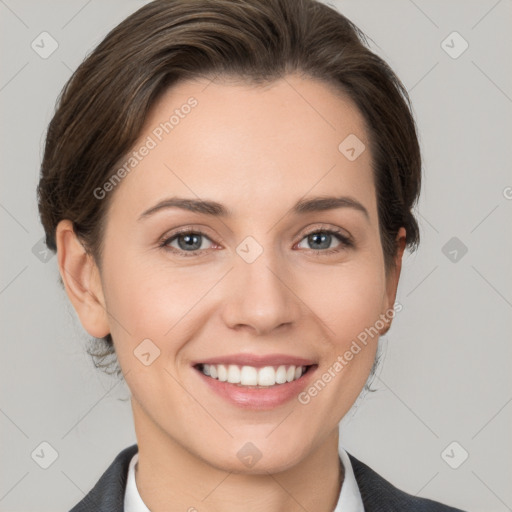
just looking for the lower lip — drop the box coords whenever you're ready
[194,365,318,410]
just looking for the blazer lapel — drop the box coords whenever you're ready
[69,444,138,512]
[348,452,465,511]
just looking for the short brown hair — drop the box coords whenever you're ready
[37,0,421,376]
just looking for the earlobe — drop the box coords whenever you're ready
[380,227,407,335]
[55,219,110,339]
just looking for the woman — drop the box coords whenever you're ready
[37,0,466,510]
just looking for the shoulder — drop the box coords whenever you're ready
[69,444,138,512]
[348,452,466,511]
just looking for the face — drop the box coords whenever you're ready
[61,74,404,474]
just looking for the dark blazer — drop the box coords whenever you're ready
[69,444,466,511]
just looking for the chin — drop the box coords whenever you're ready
[194,432,313,475]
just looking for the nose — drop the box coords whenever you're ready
[220,248,301,336]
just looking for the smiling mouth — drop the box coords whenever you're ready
[194,363,316,388]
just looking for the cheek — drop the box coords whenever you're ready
[101,254,220,359]
[300,258,386,342]
[291,260,385,423]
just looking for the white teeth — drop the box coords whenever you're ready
[227,364,241,384]
[199,364,308,387]
[258,366,276,386]
[217,364,228,382]
[240,366,258,385]
[275,365,287,384]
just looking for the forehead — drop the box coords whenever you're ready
[107,74,376,222]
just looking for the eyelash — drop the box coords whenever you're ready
[158,226,354,258]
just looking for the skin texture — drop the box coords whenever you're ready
[56,74,406,512]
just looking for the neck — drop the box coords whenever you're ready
[131,399,344,512]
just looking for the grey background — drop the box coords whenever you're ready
[1,0,511,510]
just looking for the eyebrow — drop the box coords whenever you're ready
[138,195,370,221]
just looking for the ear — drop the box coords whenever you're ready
[379,227,407,335]
[55,219,110,339]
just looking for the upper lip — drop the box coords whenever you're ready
[193,353,317,368]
